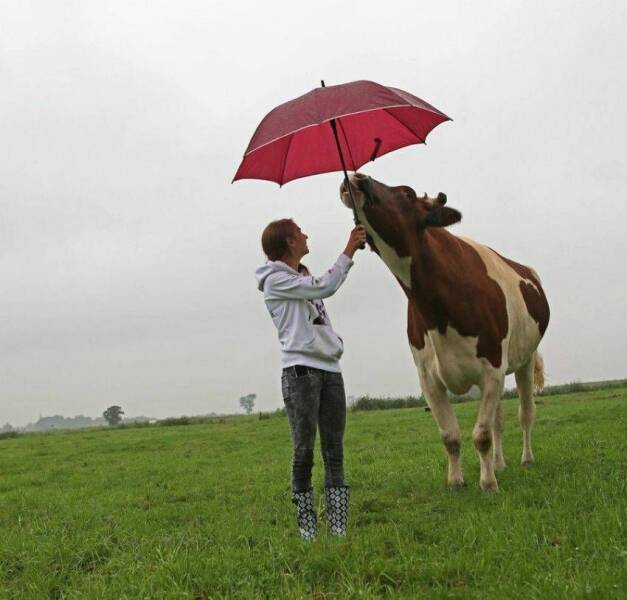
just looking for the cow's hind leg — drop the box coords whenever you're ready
[515,357,535,465]
[492,402,506,470]
[473,373,504,491]
[419,372,465,489]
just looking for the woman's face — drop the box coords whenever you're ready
[288,224,309,258]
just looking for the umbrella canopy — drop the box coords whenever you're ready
[233,80,450,186]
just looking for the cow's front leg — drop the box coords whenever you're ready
[474,373,504,491]
[417,368,464,489]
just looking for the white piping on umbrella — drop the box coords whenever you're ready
[240,103,450,158]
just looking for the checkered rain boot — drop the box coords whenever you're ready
[325,486,350,537]
[291,489,317,541]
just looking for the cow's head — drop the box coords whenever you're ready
[340,173,461,253]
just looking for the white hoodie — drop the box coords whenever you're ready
[255,254,354,372]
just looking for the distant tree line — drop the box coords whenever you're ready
[1,380,624,440]
[0,409,153,436]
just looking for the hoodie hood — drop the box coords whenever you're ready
[255,260,298,291]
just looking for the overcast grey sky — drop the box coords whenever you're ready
[1,1,625,426]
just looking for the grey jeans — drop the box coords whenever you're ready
[281,367,347,493]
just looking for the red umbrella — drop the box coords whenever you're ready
[233,79,450,221]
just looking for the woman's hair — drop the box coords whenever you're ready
[261,218,297,261]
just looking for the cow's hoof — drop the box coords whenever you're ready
[521,457,534,467]
[448,478,466,490]
[480,479,499,492]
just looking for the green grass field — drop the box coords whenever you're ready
[1,387,625,599]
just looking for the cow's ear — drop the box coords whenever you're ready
[424,207,462,228]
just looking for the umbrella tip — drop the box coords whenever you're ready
[321,80,325,87]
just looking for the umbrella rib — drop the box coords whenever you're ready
[336,118,357,171]
[279,134,295,186]
[383,109,426,144]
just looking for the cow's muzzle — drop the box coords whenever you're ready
[344,173,375,208]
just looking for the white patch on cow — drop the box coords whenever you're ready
[459,236,543,373]
[410,324,504,395]
[356,209,413,288]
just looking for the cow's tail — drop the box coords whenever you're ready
[533,351,545,393]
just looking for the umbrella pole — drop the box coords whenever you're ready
[329,118,360,226]
[321,80,360,227]
[330,119,366,250]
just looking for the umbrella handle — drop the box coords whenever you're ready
[370,138,382,162]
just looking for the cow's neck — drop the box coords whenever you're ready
[408,229,454,309]
[358,210,413,288]
[359,208,454,312]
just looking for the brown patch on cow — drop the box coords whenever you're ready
[494,252,550,335]
[473,429,492,454]
[404,229,509,368]
[519,281,550,335]
[407,296,428,350]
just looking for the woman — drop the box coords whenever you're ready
[255,218,366,540]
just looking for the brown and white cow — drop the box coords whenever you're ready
[340,173,550,491]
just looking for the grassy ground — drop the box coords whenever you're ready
[1,387,625,599]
